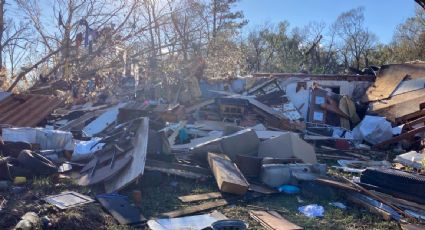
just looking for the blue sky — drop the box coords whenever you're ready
[236,0,417,44]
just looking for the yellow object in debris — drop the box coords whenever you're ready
[13,176,27,185]
[339,96,360,129]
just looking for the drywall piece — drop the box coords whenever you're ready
[219,129,260,160]
[44,191,94,209]
[394,151,425,170]
[96,194,146,225]
[104,117,149,193]
[255,130,287,139]
[83,103,127,137]
[190,129,259,160]
[258,133,317,164]
[208,152,249,195]
[148,211,227,230]
[250,210,302,230]
[178,192,222,203]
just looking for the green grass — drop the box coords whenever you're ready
[1,168,402,229]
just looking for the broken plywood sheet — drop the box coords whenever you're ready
[258,133,317,164]
[104,117,149,193]
[160,199,228,218]
[250,210,302,230]
[178,192,222,203]
[208,152,249,195]
[362,63,425,102]
[149,211,226,230]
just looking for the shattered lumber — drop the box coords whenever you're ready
[374,126,425,149]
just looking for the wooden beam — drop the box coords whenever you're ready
[374,126,425,149]
[395,109,425,125]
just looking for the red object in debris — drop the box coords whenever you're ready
[335,139,350,150]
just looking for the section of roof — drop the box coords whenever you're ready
[362,63,425,103]
[0,94,62,127]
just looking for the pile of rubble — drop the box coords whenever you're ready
[1,62,425,229]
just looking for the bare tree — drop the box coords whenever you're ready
[333,7,377,70]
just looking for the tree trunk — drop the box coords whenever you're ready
[0,0,5,70]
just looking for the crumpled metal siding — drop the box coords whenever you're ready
[0,94,62,127]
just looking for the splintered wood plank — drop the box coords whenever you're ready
[160,199,228,218]
[178,192,222,203]
[250,210,302,230]
[104,117,149,193]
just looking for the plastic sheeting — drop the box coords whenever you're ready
[72,138,105,161]
[352,115,393,145]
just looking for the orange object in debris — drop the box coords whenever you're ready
[132,190,142,207]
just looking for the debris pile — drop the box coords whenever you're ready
[1,62,425,229]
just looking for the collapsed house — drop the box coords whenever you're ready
[1,62,425,229]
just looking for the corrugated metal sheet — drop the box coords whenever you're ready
[0,94,62,127]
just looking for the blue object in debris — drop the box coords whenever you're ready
[298,204,325,218]
[277,185,300,194]
[178,128,189,144]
